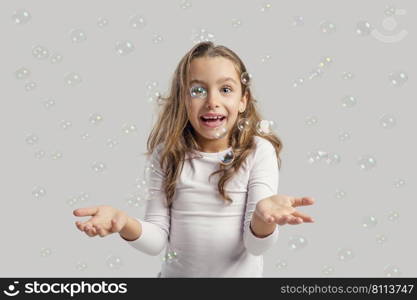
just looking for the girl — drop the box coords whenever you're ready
[73,41,315,277]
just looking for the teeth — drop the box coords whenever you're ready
[202,116,223,120]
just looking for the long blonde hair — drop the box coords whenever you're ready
[146,41,283,207]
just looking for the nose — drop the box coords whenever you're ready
[205,90,220,109]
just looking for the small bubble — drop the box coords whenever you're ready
[387,211,399,222]
[60,120,72,130]
[394,179,406,188]
[106,255,123,270]
[191,28,215,44]
[275,259,288,270]
[337,248,354,262]
[32,186,46,198]
[69,29,87,43]
[106,138,118,148]
[389,71,408,87]
[256,120,275,135]
[218,150,234,165]
[122,123,137,134]
[324,153,341,165]
[115,40,135,56]
[80,133,90,140]
[260,55,272,63]
[91,161,106,173]
[237,118,251,131]
[240,72,252,86]
[384,265,401,277]
[380,114,396,129]
[89,113,103,125]
[65,72,82,87]
[76,261,88,271]
[125,193,146,208]
[231,18,242,28]
[15,67,31,80]
[320,20,336,34]
[212,127,228,139]
[292,77,304,88]
[356,21,373,36]
[357,155,376,171]
[25,81,37,91]
[42,98,55,110]
[162,247,180,265]
[308,67,324,80]
[335,189,346,200]
[292,16,304,27]
[318,56,333,68]
[338,131,351,142]
[129,14,146,29]
[341,72,354,80]
[341,95,357,108]
[376,233,387,245]
[322,265,335,275]
[97,17,109,28]
[288,235,308,251]
[40,247,52,257]
[50,151,63,160]
[50,53,63,64]
[12,9,31,25]
[260,3,272,13]
[152,34,163,44]
[180,0,192,9]
[384,6,396,16]
[305,116,318,126]
[34,149,46,159]
[25,134,39,145]
[361,216,377,229]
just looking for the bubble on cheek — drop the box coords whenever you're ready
[212,127,228,139]
[218,150,235,165]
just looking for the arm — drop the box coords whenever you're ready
[243,137,280,256]
[121,145,170,256]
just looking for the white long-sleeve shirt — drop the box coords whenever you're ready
[124,135,280,277]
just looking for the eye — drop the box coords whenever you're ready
[190,85,207,99]
[221,86,233,94]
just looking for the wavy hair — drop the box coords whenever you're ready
[145,41,283,208]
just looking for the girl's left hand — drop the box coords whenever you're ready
[254,195,315,225]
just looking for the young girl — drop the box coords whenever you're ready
[73,41,315,278]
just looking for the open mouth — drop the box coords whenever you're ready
[200,116,227,128]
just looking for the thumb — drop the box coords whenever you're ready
[110,217,122,233]
[73,206,99,217]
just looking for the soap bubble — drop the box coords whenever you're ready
[15,67,31,80]
[256,120,275,135]
[389,71,408,87]
[357,155,376,171]
[237,118,251,131]
[322,265,335,275]
[25,81,37,91]
[91,161,106,173]
[97,17,109,28]
[65,72,82,87]
[106,255,123,270]
[191,28,215,44]
[356,21,373,36]
[40,247,52,257]
[76,261,88,271]
[394,179,406,188]
[320,20,336,34]
[240,72,252,86]
[122,123,137,134]
[384,265,402,277]
[334,189,346,200]
[50,53,63,64]
[115,40,135,56]
[190,85,207,99]
[361,216,377,229]
[232,18,242,28]
[25,134,39,145]
[379,114,396,129]
[32,186,46,198]
[275,259,288,270]
[376,234,387,245]
[387,211,399,222]
[292,77,304,88]
[89,113,103,125]
[305,116,318,126]
[69,29,87,43]
[341,95,357,108]
[12,9,31,25]
[129,14,146,29]
[218,150,234,165]
[212,127,228,139]
[337,248,354,262]
[32,45,49,60]
[288,235,308,251]
[338,131,351,142]
[180,0,192,9]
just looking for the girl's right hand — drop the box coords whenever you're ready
[73,205,128,238]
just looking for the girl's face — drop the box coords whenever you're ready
[186,56,247,151]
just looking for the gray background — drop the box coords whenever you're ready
[1,0,415,277]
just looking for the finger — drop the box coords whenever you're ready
[94,225,106,237]
[276,215,290,225]
[292,211,315,222]
[75,221,84,232]
[291,197,315,208]
[287,216,303,225]
[84,226,96,237]
[110,218,121,233]
[73,206,99,217]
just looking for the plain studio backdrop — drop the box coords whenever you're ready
[0,0,415,277]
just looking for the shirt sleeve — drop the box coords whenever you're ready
[122,145,170,256]
[243,137,280,256]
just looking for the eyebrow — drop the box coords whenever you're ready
[189,77,238,85]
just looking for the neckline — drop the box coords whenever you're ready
[194,146,233,157]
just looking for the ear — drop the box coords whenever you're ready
[239,90,248,112]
